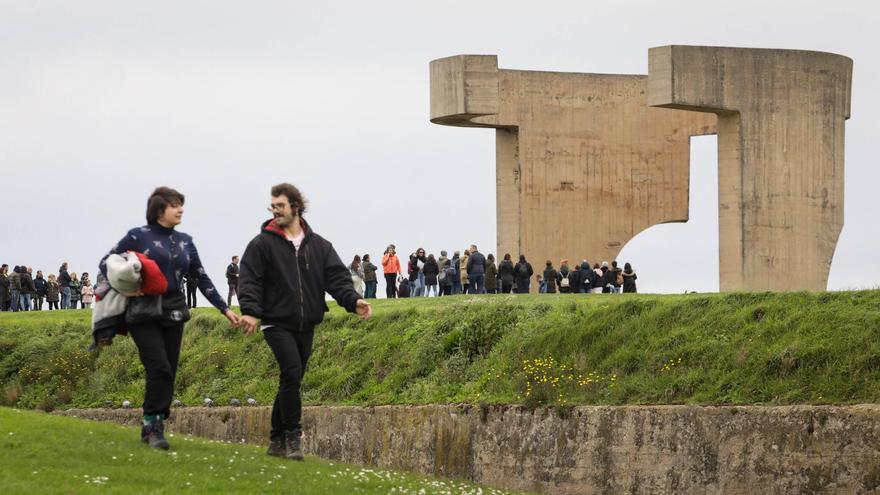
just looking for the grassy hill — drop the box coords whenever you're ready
[1,291,880,411]
[0,407,520,495]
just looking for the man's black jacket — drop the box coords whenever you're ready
[238,218,360,332]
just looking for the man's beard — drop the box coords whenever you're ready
[274,213,295,227]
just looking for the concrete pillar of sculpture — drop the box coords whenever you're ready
[430,55,716,289]
[648,45,852,291]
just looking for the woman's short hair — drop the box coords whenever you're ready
[271,183,308,216]
[146,187,185,224]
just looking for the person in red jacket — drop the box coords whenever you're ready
[381,244,401,298]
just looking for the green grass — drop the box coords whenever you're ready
[2,291,880,410]
[0,407,521,495]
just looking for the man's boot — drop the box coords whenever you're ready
[266,436,284,457]
[142,419,170,450]
[284,429,303,461]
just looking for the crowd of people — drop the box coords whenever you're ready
[346,244,638,298]
[0,262,96,311]
[1,248,638,312]
[0,256,242,313]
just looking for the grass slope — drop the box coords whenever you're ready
[0,407,521,495]
[2,291,880,410]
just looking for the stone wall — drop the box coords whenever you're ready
[58,404,880,494]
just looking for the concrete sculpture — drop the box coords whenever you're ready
[430,55,716,281]
[430,47,852,292]
[648,46,852,291]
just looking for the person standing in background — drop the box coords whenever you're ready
[9,266,21,312]
[226,255,240,307]
[459,249,470,295]
[58,262,71,309]
[186,273,198,308]
[45,274,60,310]
[543,261,558,294]
[33,270,47,310]
[451,251,462,295]
[362,254,378,299]
[381,245,401,299]
[19,266,35,311]
[68,272,82,309]
[349,255,365,297]
[0,265,9,311]
[622,263,638,293]
[422,254,439,297]
[81,278,95,309]
[466,245,486,294]
[498,254,515,294]
[485,254,498,294]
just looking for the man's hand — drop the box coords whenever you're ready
[241,315,260,336]
[355,299,372,320]
[224,310,240,327]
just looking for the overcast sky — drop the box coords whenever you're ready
[1,0,877,299]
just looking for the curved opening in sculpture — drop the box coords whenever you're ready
[616,135,719,293]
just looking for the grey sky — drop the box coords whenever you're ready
[1,0,877,297]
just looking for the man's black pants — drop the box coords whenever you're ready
[263,327,314,440]
[186,286,197,308]
[129,320,185,419]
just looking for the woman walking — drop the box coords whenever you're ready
[98,186,238,450]
[622,263,638,293]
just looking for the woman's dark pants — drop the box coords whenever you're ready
[129,320,185,419]
[384,273,397,298]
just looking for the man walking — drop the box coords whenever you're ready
[238,183,372,461]
[226,255,240,307]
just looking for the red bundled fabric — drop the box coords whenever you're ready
[133,251,168,295]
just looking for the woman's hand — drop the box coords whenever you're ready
[224,310,240,327]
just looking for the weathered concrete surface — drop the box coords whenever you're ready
[59,404,880,494]
[648,45,853,292]
[430,55,716,288]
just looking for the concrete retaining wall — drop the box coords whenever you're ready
[58,404,880,494]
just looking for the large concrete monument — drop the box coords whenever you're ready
[430,55,716,274]
[430,47,852,292]
[648,46,852,291]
